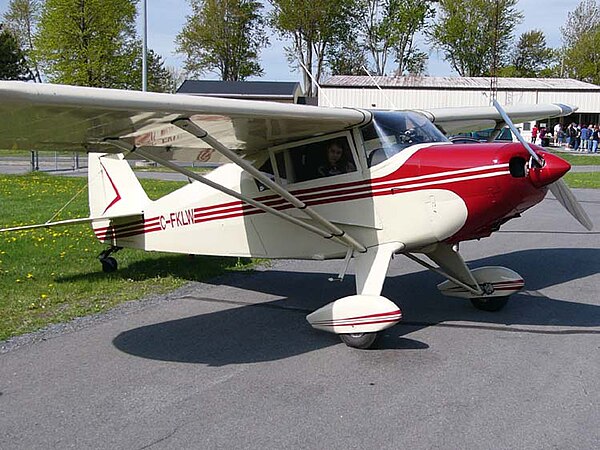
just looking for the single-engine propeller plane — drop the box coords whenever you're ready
[0,82,593,349]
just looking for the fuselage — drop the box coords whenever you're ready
[92,140,570,260]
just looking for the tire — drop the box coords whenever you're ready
[340,332,378,349]
[101,256,118,273]
[470,296,509,312]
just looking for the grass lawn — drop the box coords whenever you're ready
[563,172,600,189]
[547,150,600,166]
[0,173,255,341]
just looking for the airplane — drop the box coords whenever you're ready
[0,81,593,349]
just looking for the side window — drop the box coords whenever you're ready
[277,136,357,183]
[314,137,357,178]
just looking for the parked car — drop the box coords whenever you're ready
[450,127,514,143]
[449,136,481,144]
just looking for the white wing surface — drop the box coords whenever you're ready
[0,82,370,158]
[0,82,575,160]
[419,103,577,134]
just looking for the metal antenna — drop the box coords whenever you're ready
[297,60,333,107]
[362,66,398,110]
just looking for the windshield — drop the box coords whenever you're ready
[361,111,448,166]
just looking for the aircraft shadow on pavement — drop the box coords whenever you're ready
[113,248,600,365]
[56,255,244,284]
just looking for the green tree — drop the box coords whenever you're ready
[402,50,428,76]
[0,23,31,80]
[502,30,553,77]
[560,0,600,50]
[563,28,600,84]
[270,0,358,97]
[3,0,42,82]
[176,0,268,81]
[359,0,433,76]
[429,0,522,77]
[128,48,174,93]
[559,0,600,83]
[328,38,370,76]
[34,0,139,88]
[145,50,174,93]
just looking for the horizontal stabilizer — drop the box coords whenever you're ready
[0,213,143,233]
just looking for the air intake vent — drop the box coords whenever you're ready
[509,157,527,178]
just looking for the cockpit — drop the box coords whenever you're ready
[361,111,449,166]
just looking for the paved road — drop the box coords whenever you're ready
[0,188,599,449]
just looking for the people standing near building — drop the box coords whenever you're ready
[592,125,600,153]
[554,123,563,146]
[567,123,577,149]
[539,126,547,146]
[531,123,538,144]
[573,123,581,152]
[580,124,590,151]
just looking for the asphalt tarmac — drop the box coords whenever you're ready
[0,187,599,449]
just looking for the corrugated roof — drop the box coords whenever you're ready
[323,76,600,91]
[177,80,301,97]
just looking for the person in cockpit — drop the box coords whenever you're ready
[317,141,356,177]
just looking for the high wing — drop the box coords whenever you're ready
[419,103,576,135]
[0,81,371,159]
[0,82,575,161]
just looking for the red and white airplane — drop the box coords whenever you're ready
[0,82,592,349]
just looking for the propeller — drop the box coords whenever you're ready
[547,179,593,230]
[492,99,593,231]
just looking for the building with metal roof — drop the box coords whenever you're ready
[177,80,305,103]
[321,76,600,127]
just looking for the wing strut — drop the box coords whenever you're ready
[104,140,360,250]
[171,118,367,253]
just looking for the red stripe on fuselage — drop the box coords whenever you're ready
[98,143,547,242]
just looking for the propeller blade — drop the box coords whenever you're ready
[491,99,544,166]
[548,179,594,230]
[491,100,593,230]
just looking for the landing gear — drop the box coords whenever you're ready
[340,332,378,349]
[99,246,121,273]
[101,256,118,273]
[470,296,509,312]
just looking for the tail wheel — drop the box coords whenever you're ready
[101,256,118,273]
[340,332,378,349]
[470,296,509,312]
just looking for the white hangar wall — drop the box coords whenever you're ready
[321,88,599,113]
[320,76,600,116]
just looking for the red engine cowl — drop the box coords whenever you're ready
[529,151,571,188]
[411,142,571,243]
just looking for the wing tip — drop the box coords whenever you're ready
[553,103,578,116]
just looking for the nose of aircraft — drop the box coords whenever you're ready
[528,151,571,188]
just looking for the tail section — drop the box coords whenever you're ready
[88,153,150,217]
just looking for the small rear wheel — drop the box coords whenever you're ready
[101,256,118,273]
[470,296,509,312]
[340,332,378,349]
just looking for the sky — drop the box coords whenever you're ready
[0,0,572,82]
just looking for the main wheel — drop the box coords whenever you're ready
[470,296,509,312]
[101,256,118,273]
[340,332,378,349]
